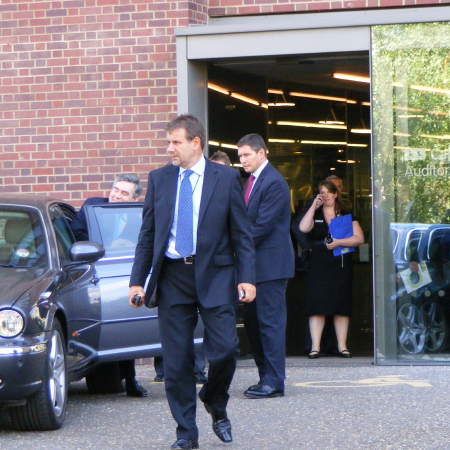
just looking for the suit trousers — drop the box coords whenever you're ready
[157,259,238,441]
[119,360,135,380]
[153,347,206,378]
[243,279,287,390]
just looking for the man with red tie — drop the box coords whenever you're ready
[238,133,295,399]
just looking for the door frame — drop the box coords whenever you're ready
[174,5,450,364]
[175,6,450,129]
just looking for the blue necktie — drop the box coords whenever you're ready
[175,169,194,257]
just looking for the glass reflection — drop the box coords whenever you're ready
[94,207,142,258]
[372,22,450,362]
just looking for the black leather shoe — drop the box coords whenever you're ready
[244,382,262,395]
[212,417,232,443]
[170,438,199,449]
[244,384,284,399]
[202,402,232,443]
[125,379,148,397]
[195,372,208,384]
[154,375,164,382]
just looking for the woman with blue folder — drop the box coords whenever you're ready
[299,179,364,358]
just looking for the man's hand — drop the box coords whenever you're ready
[129,285,145,308]
[237,283,256,303]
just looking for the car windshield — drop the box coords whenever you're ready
[0,207,47,269]
[93,206,142,258]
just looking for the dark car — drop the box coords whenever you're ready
[0,195,202,431]
[391,223,450,355]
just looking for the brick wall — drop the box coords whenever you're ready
[0,0,207,206]
[209,0,450,17]
[0,0,446,204]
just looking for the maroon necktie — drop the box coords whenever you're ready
[244,175,255,205]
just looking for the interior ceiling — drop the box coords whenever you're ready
[207,51,372,186]
[212,52,370,94]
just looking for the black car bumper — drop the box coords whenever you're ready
[0,337,48,403]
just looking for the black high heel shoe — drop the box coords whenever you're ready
[338,349,352,358]
[308,350,320,359]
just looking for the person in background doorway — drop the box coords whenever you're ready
[238,133,295,399]
[292,173,349,355]
[209,150,232,166]
[299,179,364,359]
[71,173,148,397]
[325,174,343,193]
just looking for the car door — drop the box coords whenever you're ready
[50,204,101,371]
[84,203,160,360]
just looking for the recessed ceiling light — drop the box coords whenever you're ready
[277,121,346,130]
[333,72,370,83]
[289,91,357,104]
[268,138,296,143]
[351,128,371,134]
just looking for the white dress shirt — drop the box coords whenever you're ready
[165,156,205,259]
[248,159,269,197]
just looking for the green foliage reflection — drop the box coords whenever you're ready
[372,22,450,224]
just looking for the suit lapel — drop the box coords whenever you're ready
[162,164,179,227]
[198,160,218,226]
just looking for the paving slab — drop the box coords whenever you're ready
[1,357,449,449]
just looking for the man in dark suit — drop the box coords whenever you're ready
[71,173,148,398]
[128,114,256,450]
[237,133,295,399]
[152,148,234,387]
[71,173,143,241]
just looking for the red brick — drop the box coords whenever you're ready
[0,0,436,200]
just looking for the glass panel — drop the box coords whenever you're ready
[0,208,47,270]
[93,206,142,258]
[53,219,75,262]
[372,22,450,363]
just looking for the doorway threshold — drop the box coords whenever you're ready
[237,356,373,368]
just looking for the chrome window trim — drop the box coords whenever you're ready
[99,255,135,262]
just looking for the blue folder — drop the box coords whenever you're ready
[329,214,355,257]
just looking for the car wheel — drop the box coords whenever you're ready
[422,301,447,353]
[9,318,68,430]
[85,362,124,394]
[397,301,426,354]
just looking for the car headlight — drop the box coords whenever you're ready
[0,309,25,338]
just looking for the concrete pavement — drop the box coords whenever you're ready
[1,357,449,449]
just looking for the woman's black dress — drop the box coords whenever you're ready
[303,206,354,317]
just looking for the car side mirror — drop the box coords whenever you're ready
[69,241,105,264]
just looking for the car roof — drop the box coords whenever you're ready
[0,193,71,209]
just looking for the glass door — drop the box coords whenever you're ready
[372,22,450,363]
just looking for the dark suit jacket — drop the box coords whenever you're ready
[71,197,108,241]
[129,160,256,308]
[246,162,295,283]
